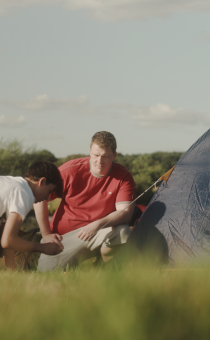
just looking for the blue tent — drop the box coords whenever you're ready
[126,129,210,266]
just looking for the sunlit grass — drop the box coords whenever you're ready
[1,260,210,340]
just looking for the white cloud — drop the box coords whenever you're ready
[122,103,210,128]
[1,94,99,115]
[1,0,210,21]
[1,95,209,129]
[0,115,26,127]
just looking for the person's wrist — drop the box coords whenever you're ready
[43,232,52,238]
[96,221,103,230]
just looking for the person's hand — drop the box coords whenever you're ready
[77,221,100,241]
[42,233,64,249]
[42,242,63,255]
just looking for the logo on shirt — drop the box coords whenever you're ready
[109,192,112,194]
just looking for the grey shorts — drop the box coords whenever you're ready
[38,224,131,272]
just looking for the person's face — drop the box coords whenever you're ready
[34,179,56,203]
[90,143,117,176]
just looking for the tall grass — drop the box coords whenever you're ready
[1,261,210,340]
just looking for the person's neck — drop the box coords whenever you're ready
[89,161,112,178]
[25,177,36,195]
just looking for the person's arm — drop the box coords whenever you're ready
[3,249,15,270]
[1,212,63,266]
[33,201,63,247]
[78,203,134,241]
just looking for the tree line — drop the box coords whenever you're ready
[0,140,183,205]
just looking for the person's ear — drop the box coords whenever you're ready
[113,152,117,160]
[38,177,47,186]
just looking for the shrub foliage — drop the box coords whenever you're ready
[0,140,183,205]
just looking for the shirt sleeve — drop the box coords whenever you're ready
[8,188,34,221]
[115,172,136,204]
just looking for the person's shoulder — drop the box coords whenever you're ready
[9,178,34,218]
[14,177,34,197]
[12,177,30,190]
[0,176,25,188]
[1,176,34,200]
[59,157,90,173]
[112,162,134,179]
[112,162,129,173]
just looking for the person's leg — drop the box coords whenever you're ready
[100,244,123,263]
[87,224,132,264]
[38,224,131,271]
[38,228,98,272]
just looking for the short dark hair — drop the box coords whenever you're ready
[25,161,63,198]
[90,131,117,154]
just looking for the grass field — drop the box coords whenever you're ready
[1,219,210,339]
[1,260,210,340]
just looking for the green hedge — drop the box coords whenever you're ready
[0,140,183,206]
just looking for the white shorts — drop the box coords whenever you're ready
[38,224,131,272]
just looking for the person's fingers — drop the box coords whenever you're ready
[77,230,82,238]
[78,233,85,240]
[82,233,92,242]
[78,228,86,239]
[78,232,88,241]
[77,227,94,241]
[54,236,64,249]
[55,233,63,241]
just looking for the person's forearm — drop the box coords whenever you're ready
[78,204,135,241]
[95,206,134,230]
[3,249,15,269]
[1,212,62,256]
[34,202,63,246]
[1,234,45,253]
[33,201,51,237]
[1,235,62,256]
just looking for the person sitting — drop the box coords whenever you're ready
[0,161,63,269]
[34,131,136,271]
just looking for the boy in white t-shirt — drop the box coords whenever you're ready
[0,161,64,269]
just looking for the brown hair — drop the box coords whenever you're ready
[25,161,63,198]
[90,131,117,154]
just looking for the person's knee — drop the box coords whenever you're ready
[120,225,132,239]
[100,246,112,257]
[100,245,123,263]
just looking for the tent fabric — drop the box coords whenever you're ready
[127,129,210,266]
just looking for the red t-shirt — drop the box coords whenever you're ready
[50,157,136,235]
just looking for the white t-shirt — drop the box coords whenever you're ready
[0,176,35,221]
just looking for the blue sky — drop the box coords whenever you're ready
[0,1,210,157]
